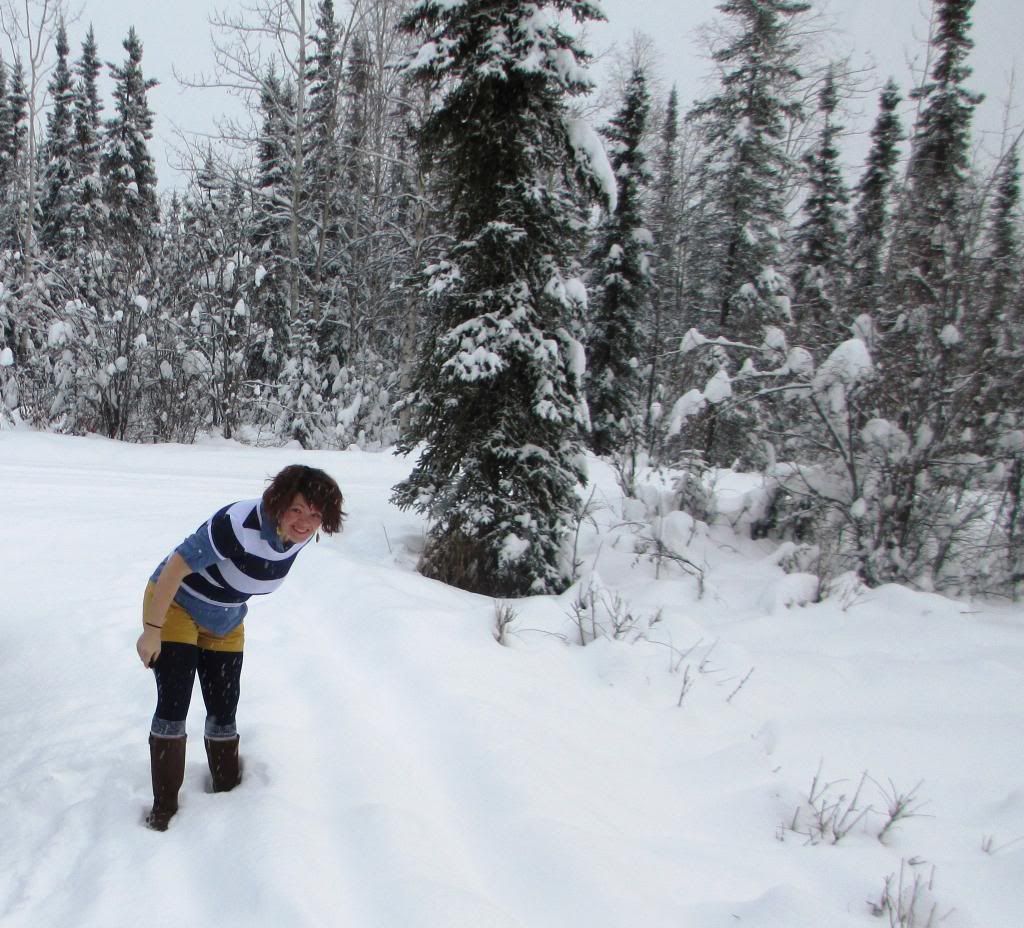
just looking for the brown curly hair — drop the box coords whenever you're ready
[262,465,346,534]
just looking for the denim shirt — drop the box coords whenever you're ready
[150,501,294,636]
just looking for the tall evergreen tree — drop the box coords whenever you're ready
[973,145,1021,431]
[39,20,77,258]
[333,28,372,361]
[100,29,159,252]
[880,0,982,417]
[982,147,1021,336]
[645,86,681,446]
[899,0,981,282]
[71,27,104,254]
[688,0,808,337]
[393,0,611,597]
[304,0,343,316]
[250,70,295,384]
[0,59,12,192]
[683,0,810,464]
[863,0,984,585]
[1,60,28,251]
[978,148,1024,593]
[586,65,652,456]
[792,68,849,351]
[848,79,903,319]
[174,167,263,440]
[74,29,162,442]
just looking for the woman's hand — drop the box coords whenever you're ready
[138,553,190,668]
[137,627,162,668]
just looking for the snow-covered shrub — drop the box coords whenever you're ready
[670,327,1021,596]
[565,573,662,646]
[672,454,717,525]
[750,472,818,543]
[327,351,401,450]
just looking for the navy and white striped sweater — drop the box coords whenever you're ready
[151,499,311,635]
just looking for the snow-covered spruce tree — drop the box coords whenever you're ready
[323,4,423,450]
[0,59,10,193]
[393,81,447,439]
[100,28,159,253]
[863,0,986,587]
[792,67,849,352]
[972,145,1024,594]
[76,28,160,440]
[69,26,104,260]
[586,64,651,458]
[0,59,28,251]
[303,0,343,320]
[680,0,809,466]
[0,59,39,422]
[169,166,266,441]
[257,0,350,449]
[392,0,613,597]
[971,145,1021,427]
[39,20,76,260]
[643,87,681,450]
[332,27,372,360]
[138,192,203,442]
[303,8,378,447]
[248,68,329,448]
[847,79,903,319]
[249,70,296,388]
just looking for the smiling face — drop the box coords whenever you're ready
[278,493,323,544]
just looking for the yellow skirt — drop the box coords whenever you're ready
[143,582,244,653]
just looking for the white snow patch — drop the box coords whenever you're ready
[812,339,873,413]
[762,326,788,353]
[564,277,588,310]
[499,532,529,565]
[939,323,961,346]
[680,328,707,354]
[703,368,732,404]
[667,389,706,436]
[48,321,74,349]
[784,347,814,377]
[565,117,617,213]
[0,434,1020,928]
[759,572,820,612]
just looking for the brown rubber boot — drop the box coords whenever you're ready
[146,734,186,831]
[204,735,241,793]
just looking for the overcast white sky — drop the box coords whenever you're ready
[34,0,1024,190]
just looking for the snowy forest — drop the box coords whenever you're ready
[0,0,1021,601]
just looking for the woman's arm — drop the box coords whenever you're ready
[136,553,193,668]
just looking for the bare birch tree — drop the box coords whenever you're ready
[0,0,68,258]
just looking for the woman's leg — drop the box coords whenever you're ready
[197,647,244,791]
[147,643,198,829]
[197,648,244,738]
[152,643,199,736]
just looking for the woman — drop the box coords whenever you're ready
[137,464,345,831]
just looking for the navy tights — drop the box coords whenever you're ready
[152,643,243,739]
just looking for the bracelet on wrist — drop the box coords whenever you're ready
[145,622,164,630]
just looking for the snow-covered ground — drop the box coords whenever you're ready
[1,430,1021,928]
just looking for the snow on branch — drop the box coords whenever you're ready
[565,117,617,213]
